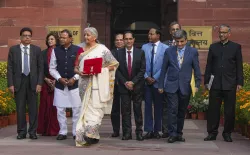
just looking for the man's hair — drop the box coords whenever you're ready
[20,27,32,36]
[61,29,73,38]
[169,21,181,30]
[115,33,124,39]
[173,30,187,40]
[124,31,134,38]
[219,24,231,32]
[45,32,60,48]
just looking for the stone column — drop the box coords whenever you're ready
[81,0,88,41]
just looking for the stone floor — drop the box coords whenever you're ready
[0,116,250,155]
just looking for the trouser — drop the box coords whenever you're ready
[207,89,236,135]
[15,74,38,135]
[56,107,81,136]
[111,83,121,133]
[144,85,163,132]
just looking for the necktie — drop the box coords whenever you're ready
[23,46,29,76]
[127,51,132,78]
[151,43,155,77]
[177,49,184,68]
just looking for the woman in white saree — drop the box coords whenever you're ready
[74,27,119,146]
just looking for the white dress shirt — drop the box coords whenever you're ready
[125,46,134,67]
[152,41,160,62]
[20,44,30,73]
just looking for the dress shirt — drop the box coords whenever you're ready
[20,44,30,73]
[49,49,79,81]
[152,41,160,62]
[126,46,134,67]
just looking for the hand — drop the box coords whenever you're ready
[146,77,155,85]
[195,87,198,93]
[125,81,134,90]
[36,85,42,93]
[237,85,242,91]
[45,78,54,88]
[8,86,14,95]
[67,78,76,86]
[79,72,93,77]
[59,78,68,86]
[158,89,163,94]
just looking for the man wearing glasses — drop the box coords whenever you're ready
[204,24,243,142]
[7,27,43,140]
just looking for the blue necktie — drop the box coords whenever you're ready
[151,43,155,77]
[23,46,29,76]
[177,49,183,68]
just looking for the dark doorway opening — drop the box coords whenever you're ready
[110,0,177,48]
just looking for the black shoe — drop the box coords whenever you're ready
[122,134,132,140]
[222,133,233,142]
[111,132,120,137]
[91,138,99,144]
[29,134,38,140]
[136,133,144,141]
[162,133,169,138]
[56,134,67,140]
[73,136,76,140]
[176,136,185,142]
[167,136,177,143]
[153,132,161,139]
[143,132,154,139]
[17,134,26,140]
[204,134,217,141]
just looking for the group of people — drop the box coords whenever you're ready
[6,21,243,147]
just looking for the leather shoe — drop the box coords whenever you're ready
[153,132,161,139]
[29,134,38,140]
[17,134,26,140]
[222,133,233,142]
[167,136,177,143]
[136,133,144,141]
[56,134,67,140]
[176,136,185,142]
[204,134,217,141]
[111,132,120,137]
[162,133,169,138]
[73,136,76,140]
[122,134,132,140]
[143,132,154,139]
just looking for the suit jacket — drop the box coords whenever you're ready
[142,42,169,88]
[7,44,44,92]
[204,41,243,90]
[115,47,146,94]
[159,46,201,95]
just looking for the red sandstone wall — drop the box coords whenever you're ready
[0,0,84,61]
[178,0,250,73]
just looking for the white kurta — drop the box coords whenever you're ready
[49,49,81,108]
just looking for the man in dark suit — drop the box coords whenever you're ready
[158,30,201,143]
[111,33,124,137]
[204,24,243,142]
[7,27,43,140]
[115,31,145,141]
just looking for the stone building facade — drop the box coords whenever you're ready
[0,0,250,73]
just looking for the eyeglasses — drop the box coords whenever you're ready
[171,28,180,31]
[22,35,32,38]
[218,31,229,34]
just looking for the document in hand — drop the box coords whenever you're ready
[207,75,214,90]
[190,71,196,97]
[83,57,103,74]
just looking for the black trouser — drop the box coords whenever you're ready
[162,92,168,134]
[14,74,38,136]
[120,91,143,135]
[111,84,121,133]
[167,90,190,137]
[207,89,236,135]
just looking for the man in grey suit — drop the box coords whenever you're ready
[158,30,201,143]
[7,27,43,140]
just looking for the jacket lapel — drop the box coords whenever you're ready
[18,45,22,71]
[30,45,34,72]
[172,46,180,70]
[181,46,190,68]
[122,49,128,74]
[154,43,162,65]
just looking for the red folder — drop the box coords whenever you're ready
[83,57,103,74]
